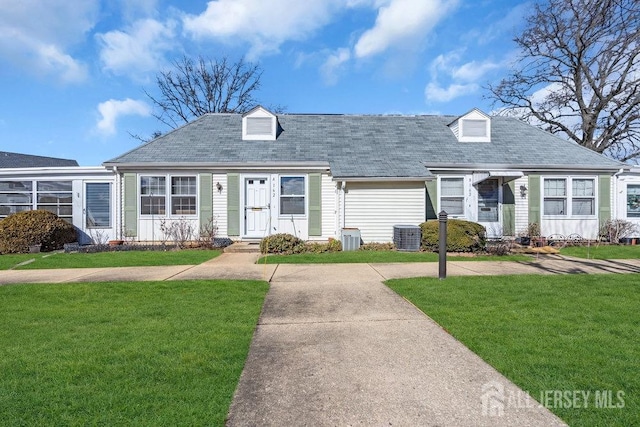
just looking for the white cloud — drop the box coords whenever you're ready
[451,60,501,82]
[425,82,478,103]
[354,0,459,59]
[0,0,98,83]
[96,99,151,135]
[182,0,343,58]
[97,19,176,77]
[320,48,351,85]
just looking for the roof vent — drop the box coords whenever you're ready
[450,108,491,142]
[242,106,277,140]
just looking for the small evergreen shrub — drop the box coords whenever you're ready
[0,210,77,254]
[420,219,486,252]
[304,239,342,253]
[359,242,395,251]
[260,233,305,254]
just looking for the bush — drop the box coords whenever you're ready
[420,219,486,252]
[359,242,395,251]
[260,233,305,254]
[0,210,77,254]
[304,239,342,253]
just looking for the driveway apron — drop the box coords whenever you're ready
[226,263,565,426]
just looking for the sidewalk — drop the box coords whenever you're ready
[226,263,566,426]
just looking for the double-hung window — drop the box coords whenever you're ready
[543,177,595,217]
[280,176,305,215]
[171,176,197,215]
[628,185,640,218]
[140,176,166,215]
[440,178,465,216]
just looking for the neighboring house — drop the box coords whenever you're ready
[103,106,625,243]
[0,151,116,244]
[614,166,640,231]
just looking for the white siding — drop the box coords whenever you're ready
[615,174,640,231]
[344,181,425,242]
[321,174,337,239]
[212,173,227,237]
[514,176,529,235]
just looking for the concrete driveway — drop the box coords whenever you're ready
[226,263,566,426]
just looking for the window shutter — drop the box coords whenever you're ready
[598,175,611,228]
[528,175,540,225]
[426,180,437,220]
[227,173,240,236]
[199,173,213,229]
[502,181,515,236]
[308,173,322,236]
[123,173,137,237]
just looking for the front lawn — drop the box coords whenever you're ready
[0,249,221,270]
[560,244,640,259]
[258,251,531,264]
[386,274,639,426]
[0,280,268,426]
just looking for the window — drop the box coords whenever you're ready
[140,176,166,215]
[171,176,197,215]
[0,181,33,219]
[544,179,567,215]
[37,181,72,222]
[572,179,595,215]
[86,183,111,228]
[628,185,640,218]
[461,119,487,138]
[440,178,465,216]
[543,178,596,217]
[280,176,305,215]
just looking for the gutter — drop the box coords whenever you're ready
[102,161,331,171]
[425,163,627,173]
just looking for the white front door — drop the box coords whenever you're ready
[477,178,502,238]
[245,177,270,237]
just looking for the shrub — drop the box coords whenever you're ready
[420,219,486,252]
[599,219,639,243]
[304,239,342,253]
[260,233,305,254]
[0,210,77,254]
[359,242,395,251]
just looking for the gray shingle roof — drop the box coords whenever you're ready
[0,151,79,168]
[105,113,623,177]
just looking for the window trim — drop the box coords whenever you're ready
[627,183,640,218]
[438,176,466,218]
[139,174,198,218]
[542,176,597,219]
[279,175,306,217]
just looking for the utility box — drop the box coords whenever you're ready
[393,225,421,251]
[341,228,361,251]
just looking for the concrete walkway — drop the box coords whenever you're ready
[226,263,568,426]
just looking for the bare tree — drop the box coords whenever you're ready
[487,0,640,162]
[145,55,263,129]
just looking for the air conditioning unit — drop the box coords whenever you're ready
[393,225,421,252]
[341,228,361,251]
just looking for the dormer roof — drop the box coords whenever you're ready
[242,105,278,141]
[448,108,491,142]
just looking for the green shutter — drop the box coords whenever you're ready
[227,173,240,236]
[598,175,611,228]
[426,179,437,220]
[502,180,516,236]
[199,173,213,228]
[308,173,322,236]
[528,175,541,225]
[123,173,137,237]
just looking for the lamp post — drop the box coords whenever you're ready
[438,210,447,280]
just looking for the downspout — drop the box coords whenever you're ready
[113,166,121,240]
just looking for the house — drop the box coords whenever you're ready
[102,107,625,243]
[614,166,640,231]
[0,151,116,244]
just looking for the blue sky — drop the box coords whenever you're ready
[0,0,530,166]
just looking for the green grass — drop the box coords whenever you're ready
[0,280,269,426]
[387,274,639,426]
[0,249,221,270]
[258,251,531,264]
[560,244,640,260]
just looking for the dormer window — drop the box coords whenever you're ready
[242,106,277,140]
[449,108,491,142]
